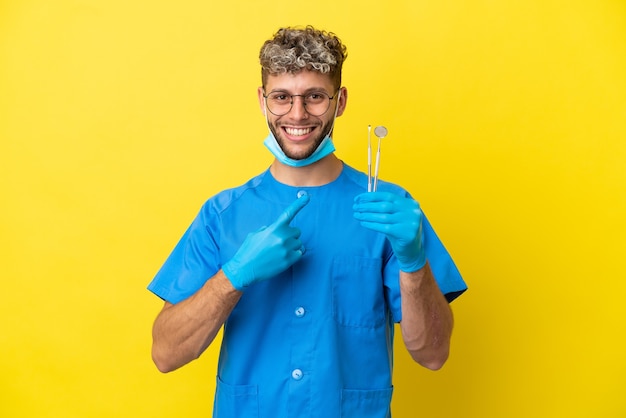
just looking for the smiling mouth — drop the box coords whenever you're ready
[284,127,314,137]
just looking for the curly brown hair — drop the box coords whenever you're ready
[259,26,348,89]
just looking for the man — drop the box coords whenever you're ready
[149,26,467,417]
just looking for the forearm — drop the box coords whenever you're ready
[151,270,241,373]
[399,262,454,370]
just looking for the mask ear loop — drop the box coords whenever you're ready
[327,89,342,139]
[262,93,271,129]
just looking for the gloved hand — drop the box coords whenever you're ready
[223,194,310,290]
[353,192,426,272]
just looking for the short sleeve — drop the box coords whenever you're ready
[147,202,222,304]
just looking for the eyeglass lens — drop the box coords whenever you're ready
[265,92,333,116]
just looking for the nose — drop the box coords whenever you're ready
[289,96,309,119]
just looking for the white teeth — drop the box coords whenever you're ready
[285,127,312,136]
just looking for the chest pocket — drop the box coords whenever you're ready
[332,256,386,328]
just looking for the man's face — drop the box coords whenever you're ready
[258,70,346,161]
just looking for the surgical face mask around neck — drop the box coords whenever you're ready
[263,90,341,167]
[263,131,335,167]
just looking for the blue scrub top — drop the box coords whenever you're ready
[148,163,467,418]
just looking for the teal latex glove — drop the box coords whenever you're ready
[223,194,310,290]
[353,192,426,272]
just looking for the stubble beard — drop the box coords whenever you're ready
[269,120,333,161]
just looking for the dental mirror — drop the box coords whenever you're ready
[374,126,387,139]
[372,126,387,192]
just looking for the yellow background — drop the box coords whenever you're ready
[1,1,625,417]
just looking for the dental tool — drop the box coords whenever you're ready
[367,125,372,192]
[372,126,387,192]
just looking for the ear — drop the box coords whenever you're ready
[336,87,348,117]
[257,87,266,116]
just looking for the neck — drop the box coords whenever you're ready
[269,154,343,187]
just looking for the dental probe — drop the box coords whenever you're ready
[367,125,372,192]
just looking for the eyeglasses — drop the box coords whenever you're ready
[263,89,338,116]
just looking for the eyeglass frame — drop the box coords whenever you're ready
[262,88,340,117]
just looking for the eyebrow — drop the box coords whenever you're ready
[267,87,332,95]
